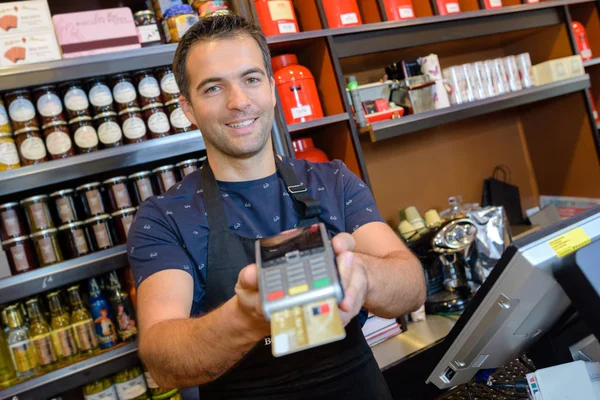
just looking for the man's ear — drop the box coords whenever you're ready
[179,95,198,126]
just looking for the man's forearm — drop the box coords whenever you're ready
[139,296,263,389]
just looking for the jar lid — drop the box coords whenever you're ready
[93,111,117,120]
[69,116,93,125]
[50,188,74,197]
[76,182,101,191]
[128,170,152,179]
[111,207,137,217]
[165,99,180,107]
[59,81,82,90]
[33,85,58,92]
[102,176,127,185]
[0,201,19,209]
[30,228,58,238]
[84,76,106,84]
[176,159,198,167]
[41,120,68,130]
[134,10,155,17]
[111,72,131,80]
[134,69,153,76]
[118,107,141,116]
[85,214,111,223]
[1,235,30,246]
[14,127,40,136]
[20,194,48,204]
[164,4,195,18]
[155,65,172,72]
[271,54,299,72]
[198,156,207,163]
[58,221,87,231]
[152,165,175,173]
[5,89,30,97]
[141,102,164,111]
[0,132,13,138]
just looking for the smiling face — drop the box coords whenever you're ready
[180,34,276,159]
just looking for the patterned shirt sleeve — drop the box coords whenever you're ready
[341,162,385,233]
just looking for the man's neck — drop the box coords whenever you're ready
[207,146,277,182]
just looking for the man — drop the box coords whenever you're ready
[127,14,426,400]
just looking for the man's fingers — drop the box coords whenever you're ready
[238,264,259,290]
[332,233,355,255]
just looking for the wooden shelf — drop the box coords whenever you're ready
[287,113,350,133]
[583,58,600,68]
[369,76,590,142]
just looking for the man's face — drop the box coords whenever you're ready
[180,35,276,159]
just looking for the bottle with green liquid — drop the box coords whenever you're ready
[47,291,79,363]
[5,305,38,379]
[83,377,118,400]
[68,285,99,356]
[0,323,16,388]
[107,271,138,342]
[26,298,58,371]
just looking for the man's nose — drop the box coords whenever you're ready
[227,84,251,112]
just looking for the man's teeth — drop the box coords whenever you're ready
[227,119,255,128]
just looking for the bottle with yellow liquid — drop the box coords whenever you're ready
[26,298,58,371]
[67,285,99,356]
[47,291,79,363]
[5,305,38,379]
[0,325,16,388]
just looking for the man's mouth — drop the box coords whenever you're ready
[225,118,257,129]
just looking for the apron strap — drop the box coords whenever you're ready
[200,162,229,231]
[275,157,321,220]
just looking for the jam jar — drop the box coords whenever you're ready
[103,176,133,212]
[0,132,21,171]
[30,228,64,267]
[153,165,178,194]
[77,182,106,218]
[86,78,115,115]
[86,214,114,251]
[134,10,164,47]
[111,207,136,244]
[0,202,27,240]
[94,112,123,149]
[42,121,75,160]
[49,189,79,225]
[155,66,180,103]
[70,116,99,154]
[33,85,66,127]
[59,82,91,120]
[128,171,155,205]
[165,99,194,133]
[15,127,48,166]
[111,74,139,112]
[162,5,199,43]
[191,0,232,17]
[5,90,39,131]
[0,100,12,134]
[176,159,198,177]
[134,70,162,107]
[142,103,171,139]
[119,108,148,144]
[58,221,93,259]
[1,236,38,275]
[20,195,54,232]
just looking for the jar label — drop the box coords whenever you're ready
[170,108,191,129]
[9,243,30,272]
[72,319,99,351]
[160,73,179,94]
[9,339,37,373]
[51,326,78,358]
[32,333,57,366]
[8,98,36,122]
[175,15,197,38]
[138,76,161,98]
[446,3,460,13]
[46,130,73,156]
[122,214,134,239]
[2,209,21,237]
[84,385,118,400]
[98,121,123,145]
[148,111,170,133]
[89,84,114,107]
[268,1,295,21]
[399,7,414,18]
[30,202,50,230]
[113,82,137,104]
[20,136,47,161]
[291,104,313,120]
[93,223,111,249]
[37,93,63,117]
[340,12,359,25]
[75,126,99,149]
[137,24,161,44]
[85,190,105,216]
[277,22,297,34]
[144,371,159,389]
[161,171,177,192]
[64,88,90,111]
[115,373,147,400]
[0,104,8,125]
[113,183,132,209]
[73,228,90,254]
[122,117,146,139]
[39,236,57,264]
[136,180,153,202]
[0,141,20,166]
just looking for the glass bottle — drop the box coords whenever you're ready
[107,271,138,342]
[83,377,119,400]
[26,298,58,371]
[113,366,149,400]
[5,305,38,378]
[68,285,99,356]
[88,278,118,349]
[0,326,16,388]
[47,291,79,363]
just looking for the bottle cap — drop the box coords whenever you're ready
[398,220,418,241]
[424,209,442,228]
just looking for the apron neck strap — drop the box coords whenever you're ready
[200,161,229,231]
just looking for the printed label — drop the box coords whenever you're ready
[548,228,591,258]
[122,214,133,239]
[268,0,294,20]
[115,374,148,400]
[581,49,593,60]
[8,98,36,122]
[29,202,50,230]
[51,326,78,358]
[89,84,113,107]
[161,171,177,192]
[148,111,170,133]
[291,105,313,120]
[39,236,57,264]
[84,384,118,400]
[489,0,502,6]
[0,104,8,125]
[136,180,153,202]
[37,93,63,117]
[9,339,37,373]
[72,319,99,351]
[0,141,20,165]
[9,244,30,272]
[2,209,21,237]
[169,108,191,129]
[122,117,147,139]
[32,333,57,365]
[98,121,123,145]
[144,371,159,389]
[46,130,73,155]
[446,3,460,13]
[112,183,132,209]
[64,88,89,111]
[175,15,197,38]
[57,197,75,223]
[85,190,104,216]
[138,77,161,98]
[74,126,99,149]
[278,22,297,34]
[73,228,90,254]
[138,24,161,44]
[399,7,414,18]
[114,299,138,340]
[93,224,111,248]
[160,73,179,94]
[340,13,359,25]
[20,136,47,160]
[113,82,137,104]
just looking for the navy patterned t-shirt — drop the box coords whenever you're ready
[127,157,385,317]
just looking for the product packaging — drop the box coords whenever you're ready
[0,32,61,66]
[433,0,461,16]
[0,1,53,35]
[532,55,584,86]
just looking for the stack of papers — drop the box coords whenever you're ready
[361,313,402,347]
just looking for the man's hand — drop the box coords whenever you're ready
[332,233,369,326]
[235,264,271,340]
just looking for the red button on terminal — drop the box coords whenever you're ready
[267,290,284,301]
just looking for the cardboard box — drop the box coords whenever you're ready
[0,30,61,66]
[0,1,53,35]
[532,55,584,86]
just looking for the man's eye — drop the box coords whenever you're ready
[247,77,260,84]
[205,86,220,93]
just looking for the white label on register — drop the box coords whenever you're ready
[123,117,147,139]
[64,88,89,111]
[8,98,36,122]
[74,126,99,148]
[291,105,312,120]
[399,7,414,18]
[37,93,63,117]
[278,22,297,34]
[340,13,359,25]
[138,24,161,44]
[160,73,180,94]
[170,108,192,129]
[489,0,502,7]
[113,82,137,104]
[20,137,46,160]
[46,130,72,155]
[138,77,161,98]
[446,3,460,13]
[89,84,113,107]
[0,142,19,165]
[148,112,170,133]
[98,121,123,144]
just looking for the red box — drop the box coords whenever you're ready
[480,0,503,9]
[434,0,461,15]
[374,99,389,112]
[382,0,415,20]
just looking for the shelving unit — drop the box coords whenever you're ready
[288,113,350,133]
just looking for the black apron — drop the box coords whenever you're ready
[197,157,392,400]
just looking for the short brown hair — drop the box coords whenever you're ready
[172,14,272,100]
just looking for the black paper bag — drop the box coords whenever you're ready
[482,166,525,225]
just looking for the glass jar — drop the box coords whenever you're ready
[58,221,93,259]
[14,127,48,166]
[86,215,114,251]
[142,103,171,139]
[111,74,139,112]
[128,171,155,205]
[42,121,75,160]
[134,70,162,107]
[94,112,123,149]
[76,182,106,218]
[103,176,133,212]
[0,202,27,240]
[30,228,63,267]
[86,78,115,115]
[111,207,136,244]
[0,99,12,134]
[152,165,178,194]
[152,0,183,19]
[33,86,65,127]
[5,90,38,132]
[176,158,198,177]
[20,195,54,233]
[162,5,199,43]
[49,189,79,225]
[155,66,180,104]
[114,366,149,400]
[191,0,232,17]
[69,116,99,154]
[165,99,194,133]
[59,82,91,121]
[0,132,20,171]
[1,236,38,275]
[119,108,148,144]
[134,10,164,47]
